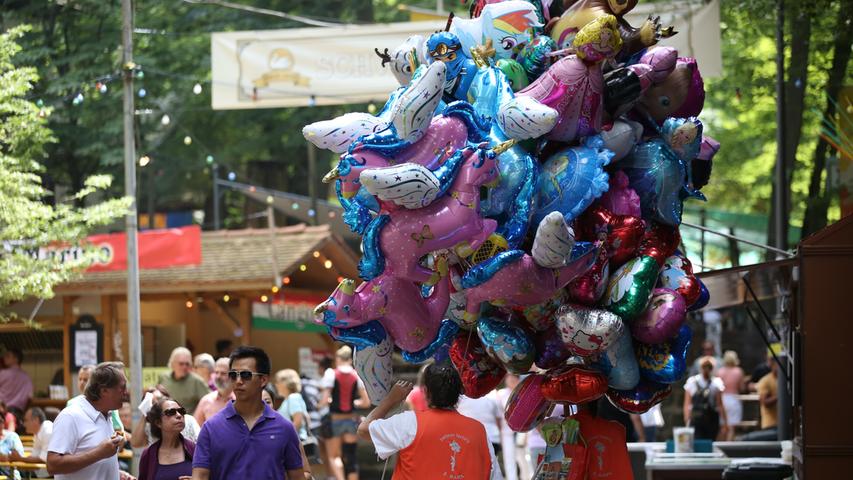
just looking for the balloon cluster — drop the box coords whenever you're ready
[306,0,718,428]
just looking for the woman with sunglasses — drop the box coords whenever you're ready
[139,398,195,480]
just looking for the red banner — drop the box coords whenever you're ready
[85,225,202,272]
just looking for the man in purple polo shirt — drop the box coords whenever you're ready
[191,346,304,480]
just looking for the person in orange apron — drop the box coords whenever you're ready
[357,363,502,479]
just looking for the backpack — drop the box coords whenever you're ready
[690,377,719,427]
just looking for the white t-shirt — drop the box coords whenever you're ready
[32,420,53,461]
[684,375,725,398]
[368,410,503,480]
[457,394,503,444]
[48,398,120,480]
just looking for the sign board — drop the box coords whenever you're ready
[252,293,328,333]
[5,225,202,272]
[212,20,441,109]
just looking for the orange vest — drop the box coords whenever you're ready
[394,409,491,480]
[575,410,633,480]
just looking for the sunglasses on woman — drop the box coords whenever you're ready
[228,370,266,381]
[163,407,186,417]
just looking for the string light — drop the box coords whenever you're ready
[312,251,320,258]
[139,155,151,167]
[271,286,279,293]
[299,264,307,272]
[97,82,108,94]
[227,171,236,181]
[260,295,269,302]
[183,136,193,145]
[72,93,84,106]
[185,300,194,308]
[160,114,171,125]
[138,88,147,98]
[193,83,203,95]
[324,260,332,269]
[223,294,230,302]
[337,276,344,283]
[283,277,291,285]
[205,155,214,164]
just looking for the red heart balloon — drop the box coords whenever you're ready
[540,365,609,404]
[567,246,610,306]
[449,332,506,399]
[637,221,681,266]
[575,204,645,267]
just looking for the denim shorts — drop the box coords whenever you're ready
[331,417,359,436]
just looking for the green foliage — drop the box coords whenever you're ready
[0,26,130,323]
[702,0,846,226]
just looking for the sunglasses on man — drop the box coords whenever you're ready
[163,407,187,417]
[228,370,266,381]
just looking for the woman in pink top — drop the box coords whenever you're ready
[717,350,746,440]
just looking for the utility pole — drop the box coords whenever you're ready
[121,0,143,472]
[267,200,282,288]
[212,163,221,230]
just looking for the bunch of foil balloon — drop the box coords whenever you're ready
[307,0,718,430]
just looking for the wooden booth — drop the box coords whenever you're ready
[1,224,358,398]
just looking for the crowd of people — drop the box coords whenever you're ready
[0,335,785,480]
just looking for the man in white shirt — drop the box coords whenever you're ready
[457,393,503,455]
[9,407,52,476]
[47,362,135,480]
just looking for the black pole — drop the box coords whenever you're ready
[213,163,221,230]
[773,0,788,253]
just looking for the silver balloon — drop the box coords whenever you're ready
[554,304,626,357]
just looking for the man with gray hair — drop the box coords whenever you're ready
[9,407,53,477]
[194,353,216,391]
[194,358,235,425]
[47,362,135,480]
[158,347,210,413]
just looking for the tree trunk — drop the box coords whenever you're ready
[801,0,853,238]
[766,0,812,257]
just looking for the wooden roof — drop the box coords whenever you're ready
[55,224,360,295]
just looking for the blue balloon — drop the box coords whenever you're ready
[533,135,613,224]
[477,315,535,375]
[636,324,692,384]
[619,117,706,226]
[688,278,710,311]
[592,329,640,390]
[329,320,388,350]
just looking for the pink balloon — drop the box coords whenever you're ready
[334,114,471,200]
[376,145,500,283]
[462,246,598,324]
[599,171,642,218]
[630,288,687,344]
[504,373,553,432]
[314,275,450,352]
[516,54,605,143]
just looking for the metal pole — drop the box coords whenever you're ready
[699,208,706,269]
[307,142,318,225]
[213,163,221,230]
[773,0,788,254]
[121,0,143,474]
[267,204,282,288]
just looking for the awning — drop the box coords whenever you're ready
[696,258,796,310]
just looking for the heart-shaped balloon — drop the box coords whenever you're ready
[658,253,700,306]
[630,288,687,344]
[636,324,692,384]
[504,374,554,432]
[688,278,710,311]
[575,204,645,268]
[534,322,573,370]
[637,222,681,266]
[554,304,625,357]
[540,365,608,403]
[591,328,639,390]
[603,256,660,320]
[606,378,672,414]
[477,315,536,375]
[449,332,507,398]
[567,246,610,306]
